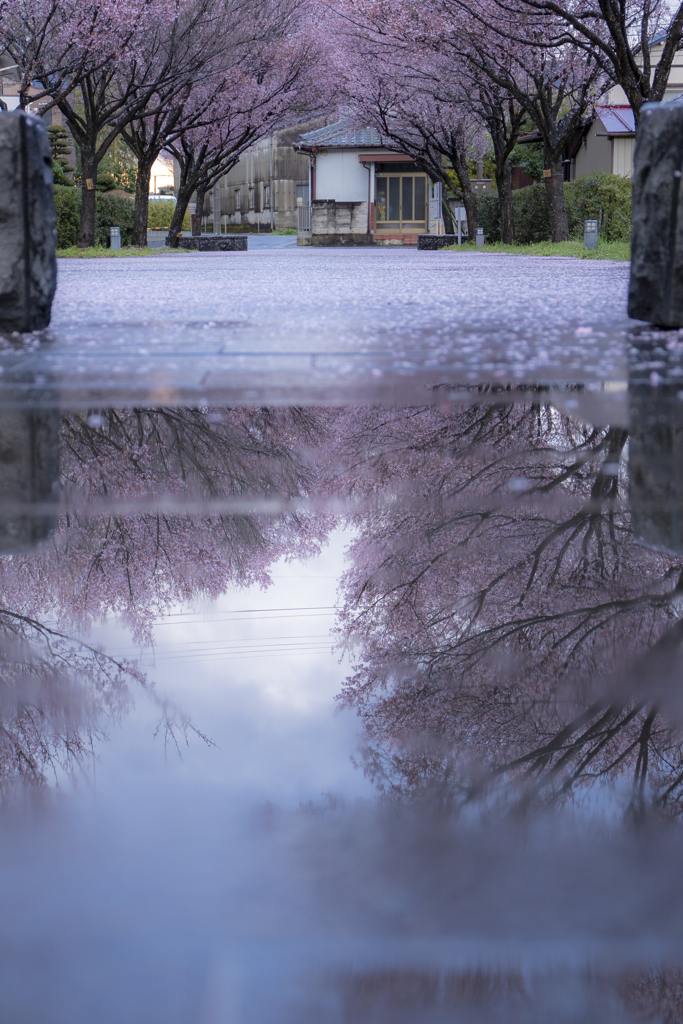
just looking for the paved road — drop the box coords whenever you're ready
[245,233,298,248]
[6,247,642,410]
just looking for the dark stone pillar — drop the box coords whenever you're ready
[629,103,683,327]
[0,405,60,552]
[629,333,683,553]
[0,111,57,333]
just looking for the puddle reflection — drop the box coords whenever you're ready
[0,389,682,1021]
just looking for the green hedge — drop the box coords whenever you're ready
[147,198,191,232]
[54,185,135,247]
[147,198,175,229]
[476,173,632,244]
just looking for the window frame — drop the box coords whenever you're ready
[374,172,429,229]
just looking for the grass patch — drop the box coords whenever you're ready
[271,229,297,236]
[56,245,190,258]
[442,239,630,261]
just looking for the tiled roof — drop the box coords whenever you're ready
[595,105,636,133]
[296,118,386,148]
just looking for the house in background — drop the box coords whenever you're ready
[570,35,683,179]
[191,126,310,233]
[571,105,636,178]
[149,152,174,197]
[293,119,442,246]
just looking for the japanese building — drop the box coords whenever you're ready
[293,119,442,246]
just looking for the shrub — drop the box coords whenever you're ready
[53,185,80,247]
[511,183,551,243]
[564,173,632,242]
[476,191,503,242]
[147,198,177,230]
[94,192,135,246]
[54,185,135,247]
[475,173,631,245]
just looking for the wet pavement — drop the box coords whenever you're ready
[3,248,635,408]
[2,248,683,1023]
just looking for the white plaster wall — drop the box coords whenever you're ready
[315,150,371,202]
[612,137,635,177]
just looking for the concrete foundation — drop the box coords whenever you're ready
[297,200,370,247]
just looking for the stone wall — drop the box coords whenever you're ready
[297,200,370,246]
[173,235,248,251]
[417,235,459,250]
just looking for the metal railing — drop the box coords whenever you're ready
[297,204,311,231]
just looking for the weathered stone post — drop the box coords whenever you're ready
[0,403,60,552]
[629,102,683,327]
[0,111,57,333]
[629,377,683,553]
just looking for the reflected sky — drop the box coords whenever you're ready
[87,531,371,805]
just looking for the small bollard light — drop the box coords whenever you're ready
[584,219,598,250]
[476,227,484,249]
[109,226,121,250]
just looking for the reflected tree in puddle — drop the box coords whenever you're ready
[327,967,630,1024]
[331,397,683,815]
[0,406,329,791]
[0,610,139,794]
[316,965,683,1024]
[11,406,328,643]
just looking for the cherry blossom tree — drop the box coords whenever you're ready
[0,601,215,796]
[116,0,232,246]
[7,407,329,645]
[330,0,596,242]
[164,29,324,245]
[484,0,683,122]
[0,0,160,112]
[121,0,322,246]
[164,94,266,244]
[1,0,181,246]
[467,78,527,242]
[329,2,484,238]
[438,9,607,241]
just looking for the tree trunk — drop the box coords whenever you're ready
[78,147,98,248]
[543,156,569,242]
[132,157,154,247]
[462,187,477,243]
[441,195,456,235]
[496,160,514,244]
[453,161,477,240]
[192,186,206,235]
[448,138,477,241]
[166,179,194,246]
